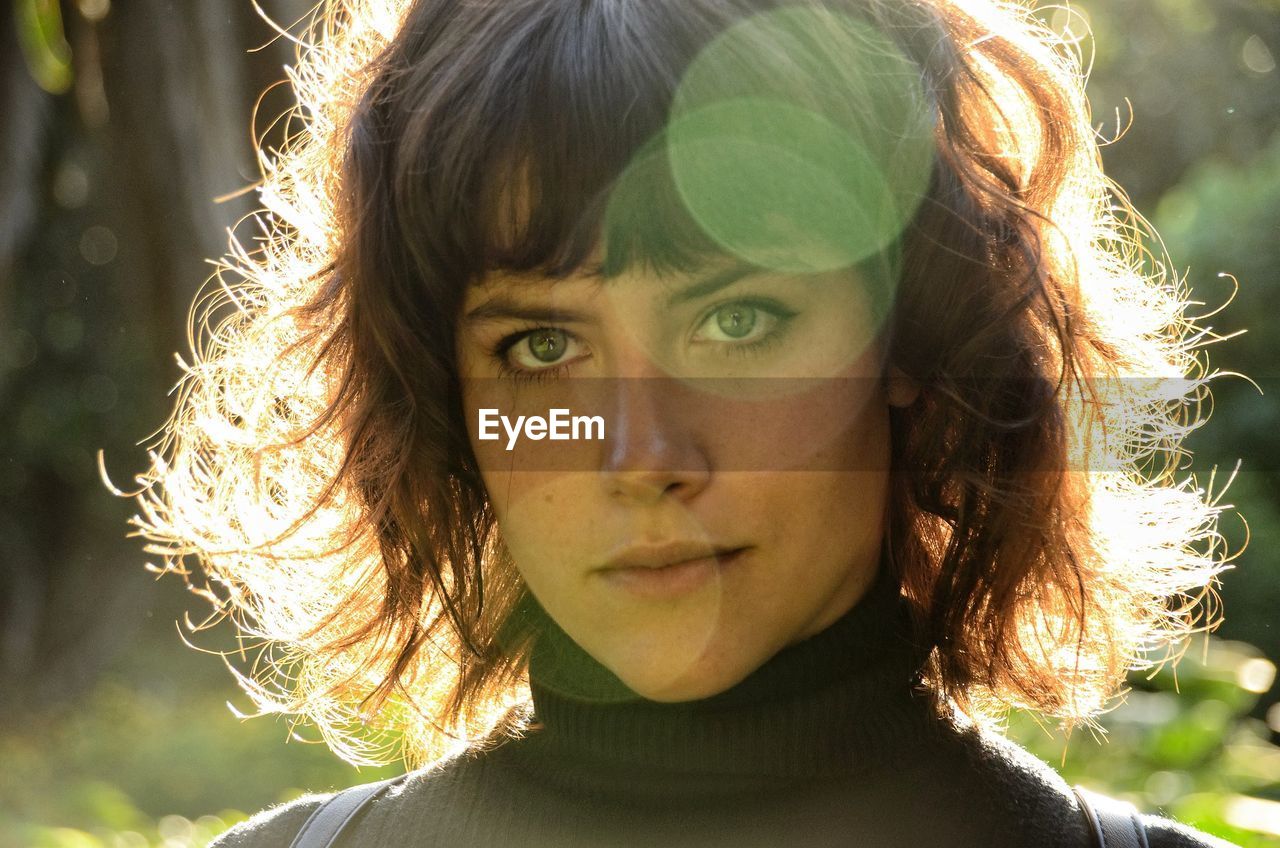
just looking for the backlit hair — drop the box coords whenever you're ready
[126,0,1232,767]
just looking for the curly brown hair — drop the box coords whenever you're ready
[127,0,1230,767]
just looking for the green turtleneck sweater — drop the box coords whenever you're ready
[209,567,1235,847]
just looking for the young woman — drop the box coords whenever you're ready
[132,0,1237,845]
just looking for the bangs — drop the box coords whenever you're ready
[381,0,935,287]
[387,0,730,284]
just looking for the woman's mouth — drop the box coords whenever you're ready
[595,545,749,599]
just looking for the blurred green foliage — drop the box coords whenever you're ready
[0,675,400,848]
[1009,638,1280,846]
[14,0,73,94]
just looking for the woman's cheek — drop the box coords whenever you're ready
[482,470,601,567]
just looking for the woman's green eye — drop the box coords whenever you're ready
[502,327,584,375]
[714,304,757,339]
[691,298,794,352]
[526,328,568,362]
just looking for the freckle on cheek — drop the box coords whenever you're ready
[543,492,555,505]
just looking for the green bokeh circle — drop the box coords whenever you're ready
[664,7,936,275]
[665,97,897,274]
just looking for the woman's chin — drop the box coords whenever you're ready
[626,675,739,703]
[602,640,755,704]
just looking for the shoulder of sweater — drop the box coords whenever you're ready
[205,753,481,848]
[942,717,1239,847]
[1142,813,1243,848]
[937,714,1080,807]
[206,790,330,848]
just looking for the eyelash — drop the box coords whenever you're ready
[489,297,797,384]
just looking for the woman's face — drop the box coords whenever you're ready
[456,259,915,702]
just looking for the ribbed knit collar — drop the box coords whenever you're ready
[517,561,940,785]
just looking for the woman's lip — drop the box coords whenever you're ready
[595,548,747,599]
[599,543,746,572]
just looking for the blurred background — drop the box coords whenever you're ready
[1,1,1278,846]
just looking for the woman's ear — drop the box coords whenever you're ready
[885,365,921,408]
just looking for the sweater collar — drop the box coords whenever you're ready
[520,560,938,780]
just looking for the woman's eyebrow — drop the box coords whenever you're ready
[463,262,764,324]
[664,262,764,307]
[463,294,593,326]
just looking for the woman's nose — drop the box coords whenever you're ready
[598,369,712,505]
